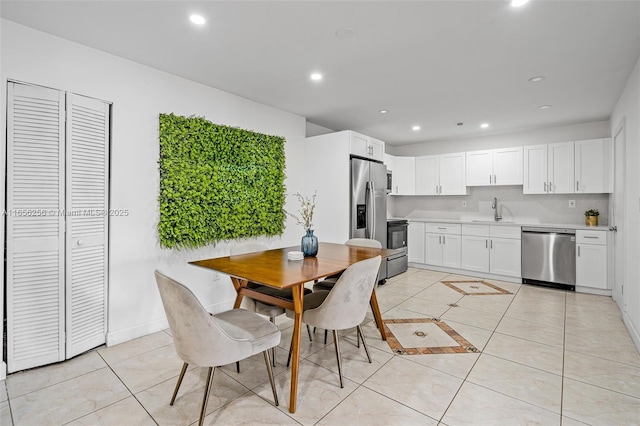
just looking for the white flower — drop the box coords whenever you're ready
[287,191,317,231]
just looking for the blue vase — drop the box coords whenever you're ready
[301,229,318,257]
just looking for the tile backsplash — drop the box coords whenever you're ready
[388,186,609,226]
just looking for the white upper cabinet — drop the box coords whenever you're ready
[466,147,523,186]
[415,153,466,195]
[393,156,415,195]
[575,138,613,194]
[439,153,467,195]
[384,153,395,172]
[523,142,574,194]
[415,155,438,195]
[349,131,384,162]
[493,147,523,185]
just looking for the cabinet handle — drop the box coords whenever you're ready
[576,181,579,191]
[578,246,581,257]
[584,236,599,239]
[396,185,398,194]
[489,175,492,184]
[494,174,497,184]
[485,240,488,249]
[549,181,552,193]
[443,235,446,244]
[439,235,442,244]
[544,182,547,192]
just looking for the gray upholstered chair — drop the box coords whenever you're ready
[230,242,313,366]
[312,238,383,343]
[288,255,381,388]
[155,270,280,426]
[313,238,382,292]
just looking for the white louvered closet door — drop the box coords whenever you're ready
[65,94,110,358]
[7,82,66,372]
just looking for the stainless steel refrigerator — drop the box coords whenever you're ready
[350,157,387,248]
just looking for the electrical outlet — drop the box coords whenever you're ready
[462,201,467,208]
[568,200,576,208]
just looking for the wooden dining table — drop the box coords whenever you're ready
[190,242,398,413]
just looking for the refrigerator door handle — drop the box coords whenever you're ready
[370,181,376,240]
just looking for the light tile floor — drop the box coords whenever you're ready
[2,268,639,425]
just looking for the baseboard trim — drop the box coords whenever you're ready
[106,301,229,347]
[622,311,640,354]
[407,263,521,284]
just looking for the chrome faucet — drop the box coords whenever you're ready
[492,197,502,221]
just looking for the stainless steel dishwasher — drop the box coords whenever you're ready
[521,227,576,291]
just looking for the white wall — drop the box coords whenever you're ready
[0,18,309,373]
[611,55,640,350]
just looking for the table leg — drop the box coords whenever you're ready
[289,283,304,413]
[232,278,248,309]
[369,289,387,341]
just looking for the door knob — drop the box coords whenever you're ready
[609,226,618,232]
[77,240,83,246]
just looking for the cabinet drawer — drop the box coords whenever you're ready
[462,224,490,237]
[576,230,606,245]
[427,223,461,234]
[490,225,521,239]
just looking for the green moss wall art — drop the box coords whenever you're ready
[158,113,286,249]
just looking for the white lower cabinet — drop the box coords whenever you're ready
[576,230,608,289]
[425,223,461,268]
[461,225,521,278]
[408,221,425,263]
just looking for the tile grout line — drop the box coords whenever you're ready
[95,349,160,426]
[437,278,524,423]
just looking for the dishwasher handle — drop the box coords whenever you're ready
[522,226,576,235]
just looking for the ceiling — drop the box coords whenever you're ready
[2,1,639,146]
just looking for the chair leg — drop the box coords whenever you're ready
[356,328,360,348]
[332,330,344,388]
[307,324,313,342]
[263,351,279,406]
[270,317,277,367]
[236,361,240,373]
[357,325,372,363]
[198,367,215,426]
[324,329,328,345]
[170,362,189,405]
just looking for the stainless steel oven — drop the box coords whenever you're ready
[387,220,408,278]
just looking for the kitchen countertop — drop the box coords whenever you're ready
[394,217,610,231]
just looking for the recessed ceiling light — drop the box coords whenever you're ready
[412,125,421,131]
[310,73,323,81]
[189,14,206,25]
[335,27,356,39]
[511,0,530,7]
[528,76,545,83]
[480,123,490,129]
[379,110,388,114]
[538,105,552,110]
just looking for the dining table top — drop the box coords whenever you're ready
[189,242,400,288]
